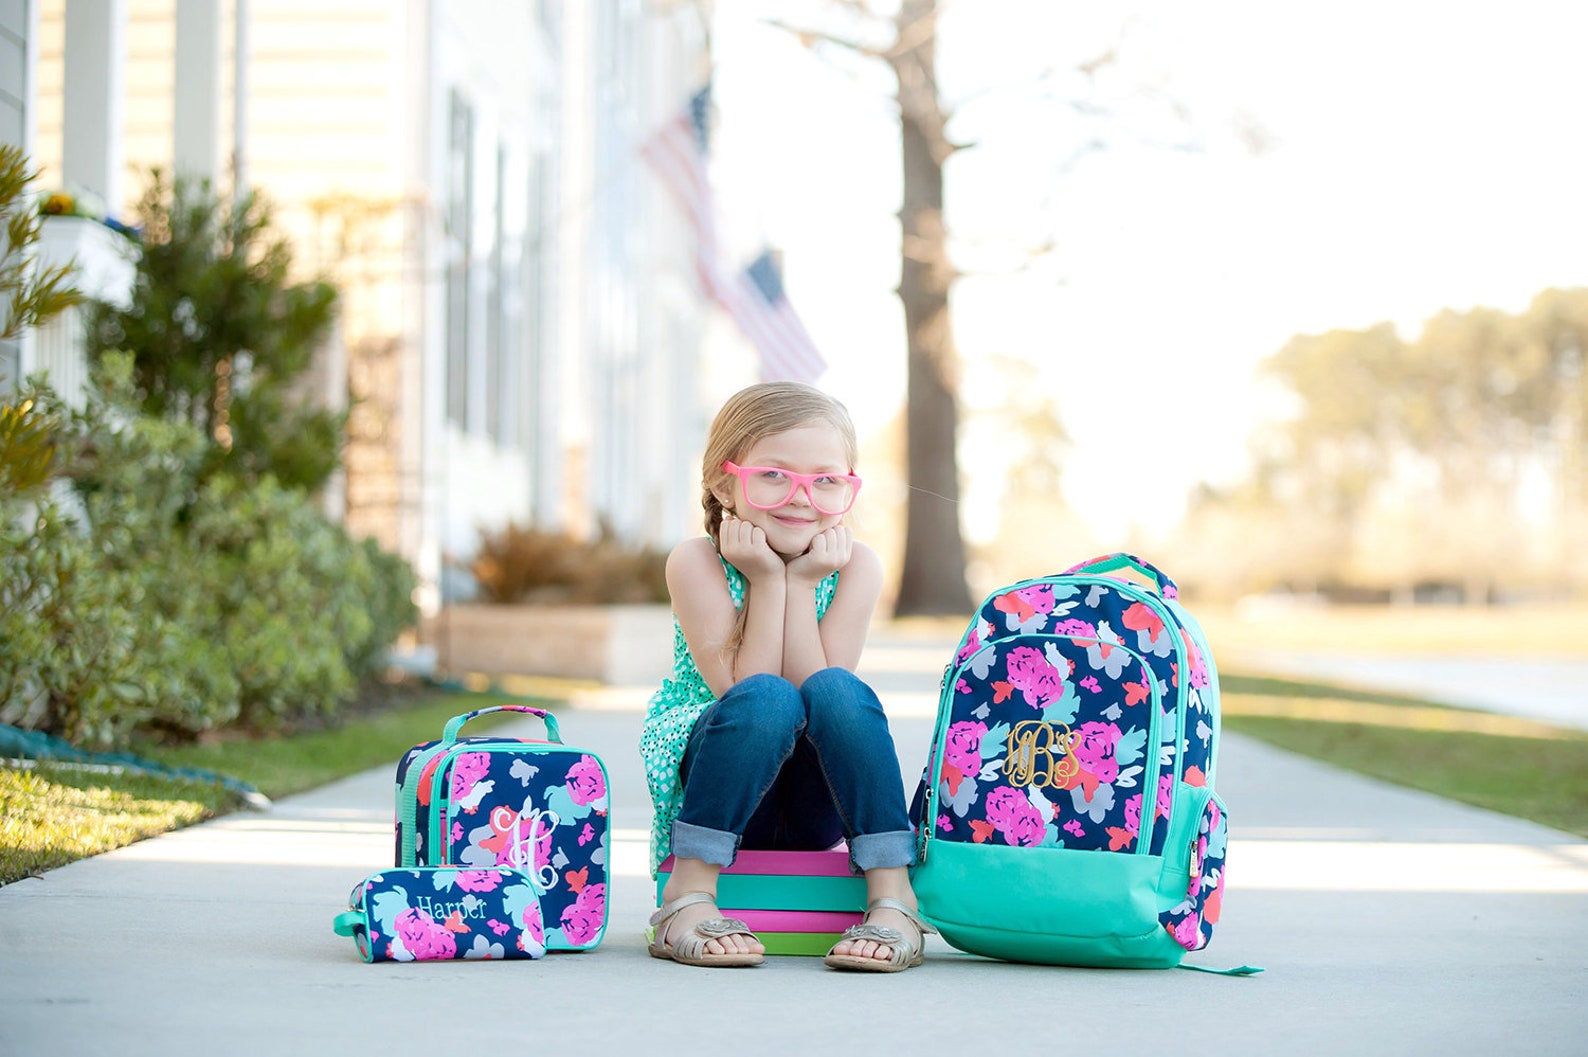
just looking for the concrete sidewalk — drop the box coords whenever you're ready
[3,634,1587,1056]
[1236,650,1588,732]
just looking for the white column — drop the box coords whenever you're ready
[409,0,444,616]
[61,0,126,209]
[173,0,223,183]
[558,0,591,537]
[232,0,249,199]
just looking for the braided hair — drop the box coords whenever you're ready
[698,382,859,663]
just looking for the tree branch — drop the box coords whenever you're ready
[760,17,889,61]
[884,5,937,63]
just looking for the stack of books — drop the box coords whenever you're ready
[654,847,865,956]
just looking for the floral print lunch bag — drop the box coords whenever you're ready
[394,705,610,952]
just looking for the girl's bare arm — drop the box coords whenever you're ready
[666,538,747,699]
[811,540,882,675]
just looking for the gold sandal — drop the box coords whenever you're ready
[823,897,936,973]
[647,892,764,968]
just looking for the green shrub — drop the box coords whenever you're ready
[0,357,417,748]
[0,491,240,750]
[184,474,411,729]
[0,496,145,748]
[0,396,63,495]
[0,367,241,747]
[85,169,342,493]
[354,537,420,677]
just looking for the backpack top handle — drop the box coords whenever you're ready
[442,704,563,745]
[1061,552,1179,599]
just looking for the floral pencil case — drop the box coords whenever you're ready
[334,866,547,962]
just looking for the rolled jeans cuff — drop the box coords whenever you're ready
[670,820,740,869]
[847,830,916,873]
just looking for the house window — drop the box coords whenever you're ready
[494,145,530,449]
[0,10,26,149]
[524,151,549,516]
[485,144,504,443]
[444,89,474,430]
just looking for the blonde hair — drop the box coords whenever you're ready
[701,382,860,541]
[699,382,860,665]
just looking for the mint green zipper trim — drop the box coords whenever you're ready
[922,575,1059,863]
[398,741,459,866]
[923,631,1163,859]
[1067,577,1194,837]
[427,740,531,859]
[424,739,606,864]
[1168,599,1222,787]
[926,573,1215,860]
[1063,576,1195,834]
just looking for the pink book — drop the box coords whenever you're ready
[721,908,862,933]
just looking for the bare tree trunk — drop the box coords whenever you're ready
[889,0,972,616]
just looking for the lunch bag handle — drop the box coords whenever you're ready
[442,705,563,745]
[1062,552,1179,598]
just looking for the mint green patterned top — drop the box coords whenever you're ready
[639,554,840,876]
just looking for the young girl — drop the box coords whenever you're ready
[639,382,934,972]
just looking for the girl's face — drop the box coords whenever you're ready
[715,422,853,558]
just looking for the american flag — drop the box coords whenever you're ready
[640,85,827,384]
[638,85,719,295]
[720,250,827,384]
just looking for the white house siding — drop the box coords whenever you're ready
[11,3,138,406]
[564,0,710,551]
[0,0,40,393]
[18,0,713,614]
[421,1,540,605]
[0,3,31,149]
[31,2,177,214]
[636,7,713,550]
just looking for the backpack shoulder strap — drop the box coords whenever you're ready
[1177,963,1264,976]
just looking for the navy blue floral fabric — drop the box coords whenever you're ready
[918,555,1227,955]
[343,867,547,962]
[396,737,610,950]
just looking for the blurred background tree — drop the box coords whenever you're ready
[1170,288,1588,603]
[769,0,973,614]
[765,0,1176,614]
[85,170,343,494]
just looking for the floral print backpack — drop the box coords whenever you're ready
[911,554,1252,971]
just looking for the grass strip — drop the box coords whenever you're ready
[1227,696,1565,739]
[1,764,236,883]
[1223,672,1454,707]
[1223,671,1588,839]
[139,689,539,800]
[1,688,547,885]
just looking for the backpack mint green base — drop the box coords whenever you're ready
[911,842,1191,969]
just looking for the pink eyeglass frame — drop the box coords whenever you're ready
[721,460,863,514]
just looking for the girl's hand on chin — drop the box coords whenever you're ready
[788,525,852,586]
[718,515,785,584]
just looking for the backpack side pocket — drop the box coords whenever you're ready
[1160,790,1228,952]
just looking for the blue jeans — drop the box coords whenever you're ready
[672,669,916,874]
